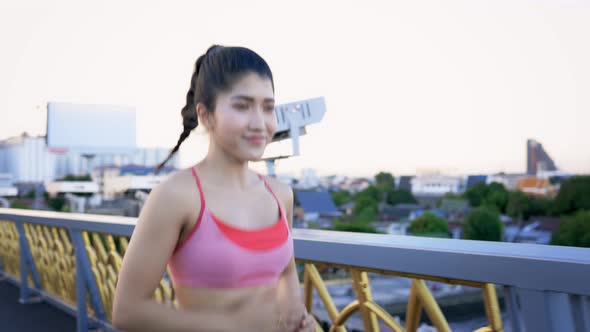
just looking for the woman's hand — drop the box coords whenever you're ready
[295,309,316,332]
[277,301,317,332]
[279,303,304,331]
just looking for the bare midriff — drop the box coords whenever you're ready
[174,283,279,319]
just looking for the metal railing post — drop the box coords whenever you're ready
[15,222,41,304]
[71,229,106,331]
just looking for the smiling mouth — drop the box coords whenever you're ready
[245,137,265,145]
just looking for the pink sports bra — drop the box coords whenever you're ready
[167,166,293,288]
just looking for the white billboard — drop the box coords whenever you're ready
[46,102,137,154]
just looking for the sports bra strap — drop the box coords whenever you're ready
[257,174,282,208]
[191,166,206,208]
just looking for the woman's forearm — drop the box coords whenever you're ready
[276,263,307,331]
[113,300,238,332]
[277,263,304,305]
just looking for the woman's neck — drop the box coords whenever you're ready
[198,146,255,191]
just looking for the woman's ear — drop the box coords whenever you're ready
[196,103,214,130]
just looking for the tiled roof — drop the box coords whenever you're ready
[295,190,340,215]
[515,177,549,189]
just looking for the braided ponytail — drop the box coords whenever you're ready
[153,55,204,174]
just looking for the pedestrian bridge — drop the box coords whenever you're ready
[0,208,589,331]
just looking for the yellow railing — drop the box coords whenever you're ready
[0,219,20,278]
[0,220,175,322]
[300,261,502,332]
[1,217,504,331]
[3,208,590,331]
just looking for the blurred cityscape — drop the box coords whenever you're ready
[1,108,589,331]
[0,130,584,248]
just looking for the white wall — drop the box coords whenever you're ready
[411,174,465,196]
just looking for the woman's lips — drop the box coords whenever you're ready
[245,136,265,145]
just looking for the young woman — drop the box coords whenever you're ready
[112,45,316,332]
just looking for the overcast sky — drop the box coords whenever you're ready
[1,0,588,177]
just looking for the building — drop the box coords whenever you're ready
[45,181,100,198]
[504,216,562,245]
[320,175,347,191]
[378,202,421,221]
[527,139,557,175]
[294,189,341,227]
[338,201,355,216]
[536,170,573,185]
[438,198,470,222]
[411,172,465,197]
[294,169,321,190]
[396,175,414,192]
[0,132,179,185]
[0,133,56,184]
[465,175,487,189]
[486,173,527,190]
[386,221,410,235]
[514,177,558,197]
[409,208,446,221]
[341,178,371,193]
[99,164,176,200]
[0,173,18,197]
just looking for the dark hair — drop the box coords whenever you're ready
[154,45,274,174]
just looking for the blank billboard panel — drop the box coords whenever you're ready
[47,102,137,154]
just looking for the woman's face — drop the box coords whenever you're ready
[206,72,276,162]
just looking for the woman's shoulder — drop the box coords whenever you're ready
[150,167,201,209]
[258,174,293,208]
[134,167,200,232]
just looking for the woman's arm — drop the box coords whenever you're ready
[112,175,239,332]
[277,257,307,331]
[276,186,303,305]
[271,184,308,330]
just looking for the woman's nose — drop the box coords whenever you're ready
[248,107,265,130]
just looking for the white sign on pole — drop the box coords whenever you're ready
[46,102,137,154]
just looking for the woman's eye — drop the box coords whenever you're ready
[234,104,249,110]
[264,106,275,112]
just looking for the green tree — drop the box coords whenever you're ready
[330,190,353,207]
[332,221,380,233]
[437,192,463,206]
[58,174,92,181]
[375,172,395,203]
[464,182,488,208]
[336,184,381,233]
[10,201,30,209]
[375,172,395,189]
[464,182,508,213]
[553,176,590,215]
[351,206,378,223]
[357,185,381,201]
[507,190,554,220]
[45,194,66,212]
[550,211,590,248]
[463,207,503,241]
[484,182,509,213]
[386,189,417,205]
[353,186,380,216]
[506,190,531,220]
[408,212,449,237]
[528,196,553,217]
